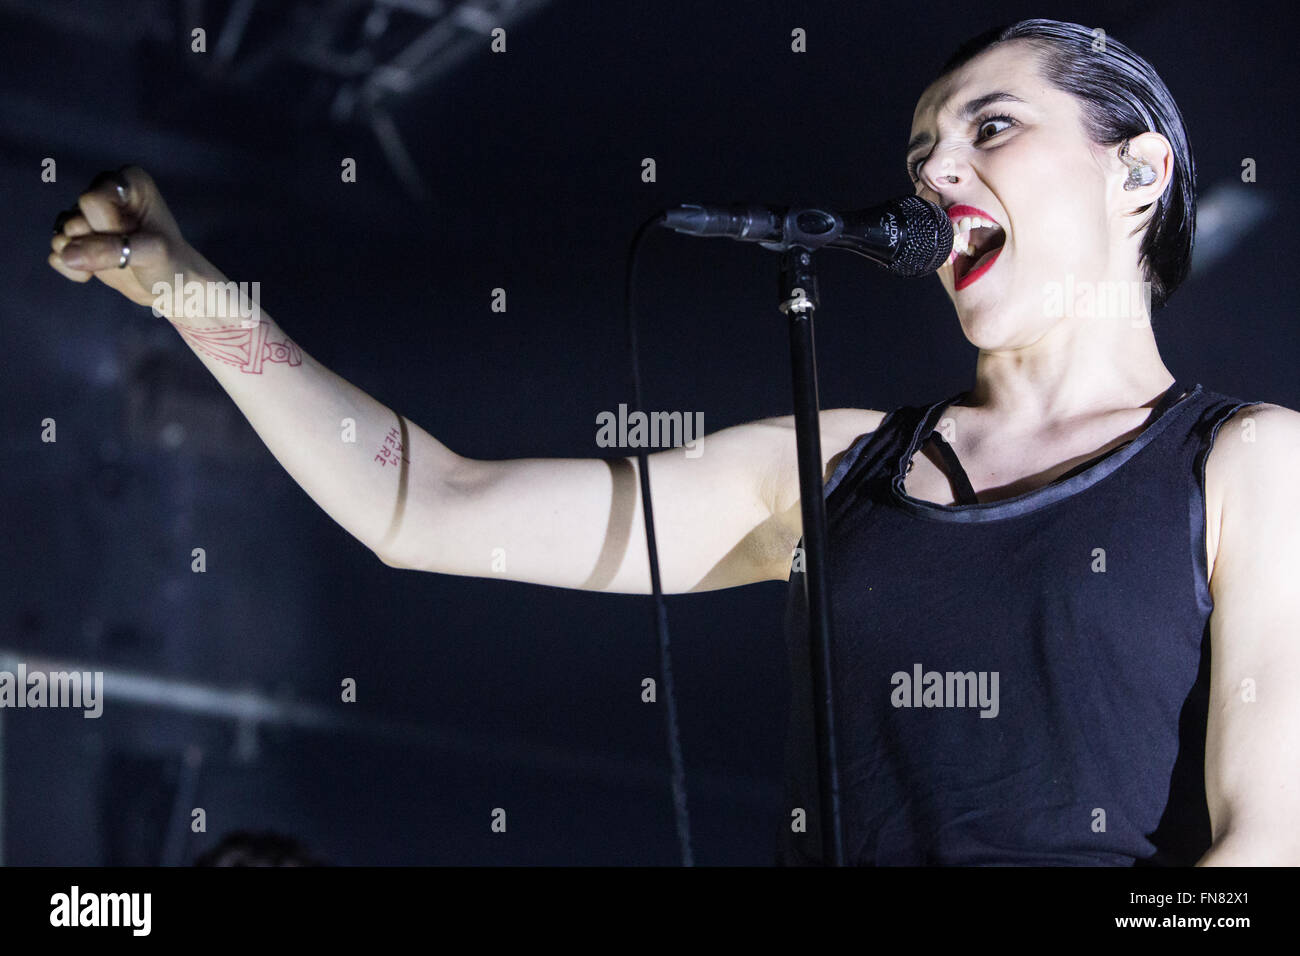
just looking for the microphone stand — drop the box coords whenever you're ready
[657,198,951,865]
[778,246,845,866]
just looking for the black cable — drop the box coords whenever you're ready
[625,211,693,867]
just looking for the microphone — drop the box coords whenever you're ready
[658,196,953,277]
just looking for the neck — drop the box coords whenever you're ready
[961,307,1174,423]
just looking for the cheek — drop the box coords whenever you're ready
[995,146,1107,259]
[1021,187,1109,274]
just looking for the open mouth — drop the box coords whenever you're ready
[947,204,1007,290]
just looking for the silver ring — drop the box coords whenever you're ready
[110,169,130,205]
[117,234,131,269]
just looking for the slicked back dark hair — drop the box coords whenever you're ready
[937,19,1196,310]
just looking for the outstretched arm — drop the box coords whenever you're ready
[50,167,884,595]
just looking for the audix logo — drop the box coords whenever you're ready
[881,212,900,247]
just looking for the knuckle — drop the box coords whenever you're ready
[86,169,119,193]
[120,164,153,193]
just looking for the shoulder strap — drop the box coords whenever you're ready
[925,432,979,504]
[824,413,888,499]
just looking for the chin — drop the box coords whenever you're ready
[955,299,1038,350]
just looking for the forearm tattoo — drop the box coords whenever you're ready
[170,320,302,374]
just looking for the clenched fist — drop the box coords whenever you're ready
[48,165,213,315]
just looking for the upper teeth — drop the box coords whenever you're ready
[950,215,999,257]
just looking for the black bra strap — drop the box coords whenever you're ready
[926,432,980,505]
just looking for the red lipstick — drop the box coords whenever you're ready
[946,204,1005,291]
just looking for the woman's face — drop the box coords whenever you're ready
[908,40,1122,348]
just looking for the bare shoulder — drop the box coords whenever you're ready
[821,406,891,442]
[755,407,888,522]
[818,407,890,474]
[1206,402,1300,579]
[764,407,889,449]
[1206,402,1300,479]
[762,406,888,477]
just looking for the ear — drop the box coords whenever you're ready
[1114,130,1174,224]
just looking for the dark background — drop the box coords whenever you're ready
[1,0,1294,865]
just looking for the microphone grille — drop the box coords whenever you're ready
[888,196,953,277]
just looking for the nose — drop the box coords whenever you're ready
[918,148,968,197]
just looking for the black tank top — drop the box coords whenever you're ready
[777,380,1263,865]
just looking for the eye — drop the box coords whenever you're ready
[907,114,1019,184]
[975,114,1017,141]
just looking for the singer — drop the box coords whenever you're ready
[47,19,1299,866]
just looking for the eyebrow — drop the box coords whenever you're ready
[907,91,1027,153]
